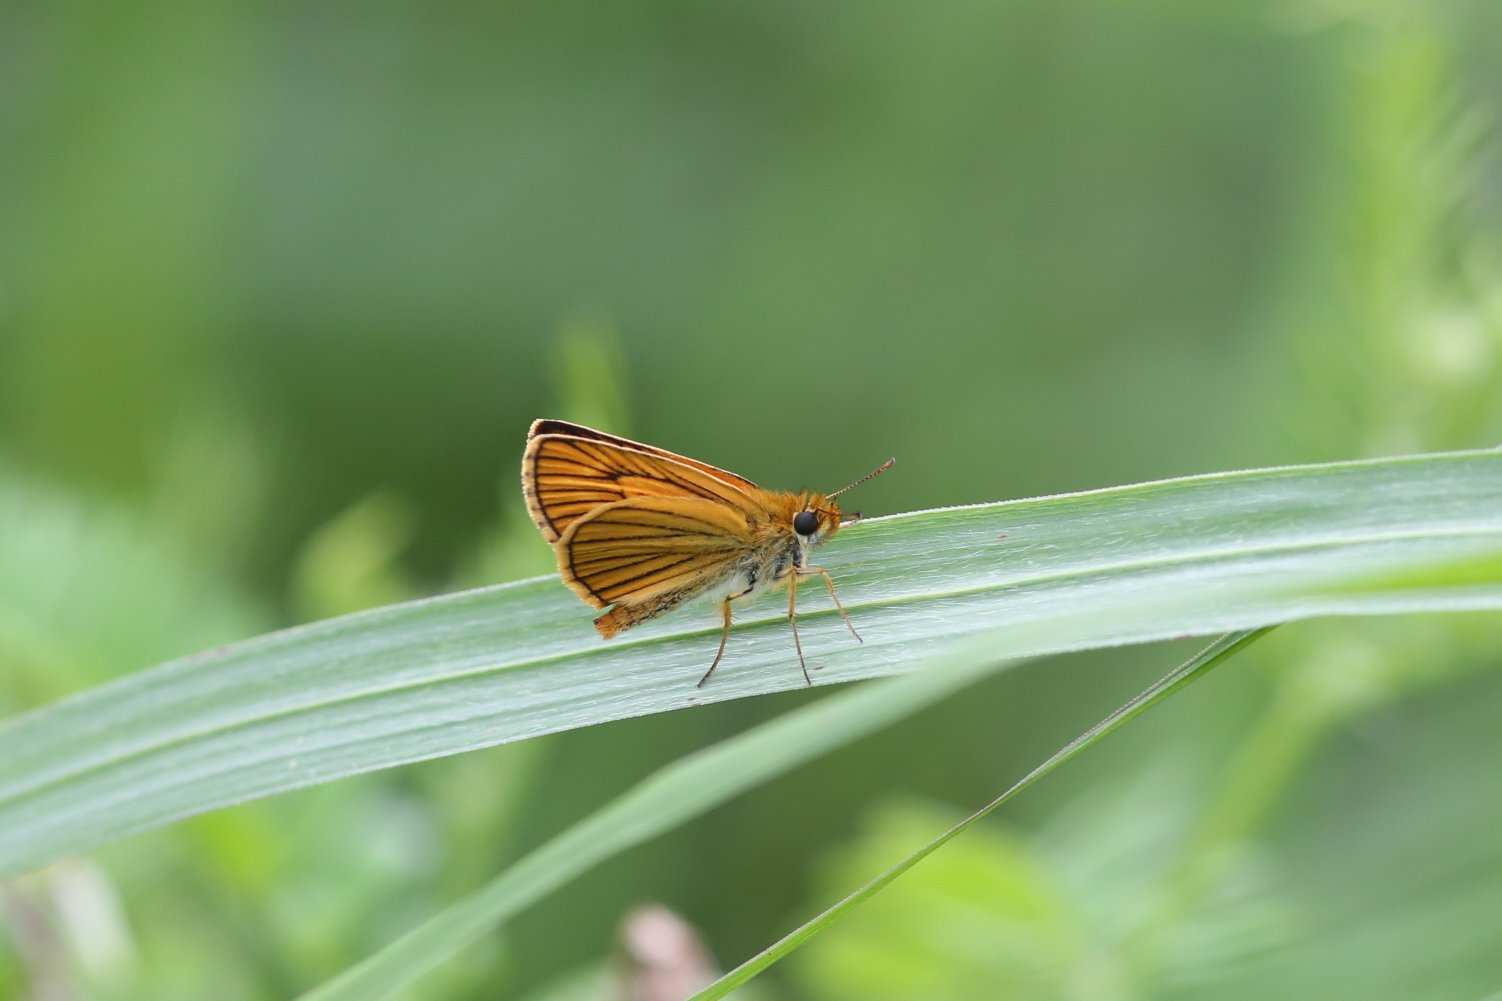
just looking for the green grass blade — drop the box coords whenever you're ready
[683,628,1273,1001]
[295,645,1014,1001]
[2,451,1502,877]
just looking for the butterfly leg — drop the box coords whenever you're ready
[696,589,750,688]
[785,570,813,687]
[799,567,863,643]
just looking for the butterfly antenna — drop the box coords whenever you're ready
[828,458,895,498]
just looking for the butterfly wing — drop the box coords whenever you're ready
[523,421,766,543]
[557,495,753,637]
[528,420,760,491]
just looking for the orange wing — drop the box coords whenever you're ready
[522,420,766,543]
[557,495,751,615]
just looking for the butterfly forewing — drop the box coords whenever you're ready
[524,423,767,543]
[528,420,760,491]
[558,496,751,609]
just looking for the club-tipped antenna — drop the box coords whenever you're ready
[828,458,895,498]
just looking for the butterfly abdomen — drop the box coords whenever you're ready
[593,585,703,638]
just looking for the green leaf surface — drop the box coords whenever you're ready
[2,451,1502,878]
[296,641,1015,1001]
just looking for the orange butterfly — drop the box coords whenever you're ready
[522,419,893,686]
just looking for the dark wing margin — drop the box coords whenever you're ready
[528,421,760,488]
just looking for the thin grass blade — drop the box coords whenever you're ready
[683,628,1273,1001]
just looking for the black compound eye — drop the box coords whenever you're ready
[793,510,820,536]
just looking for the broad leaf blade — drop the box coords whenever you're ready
[1,451,1501,877]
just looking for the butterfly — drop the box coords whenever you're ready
[522,419,893,686]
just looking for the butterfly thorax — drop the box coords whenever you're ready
[726,489,841,600]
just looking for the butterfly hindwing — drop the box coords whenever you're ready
[556,496,751,611]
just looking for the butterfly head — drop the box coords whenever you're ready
[787,457,896,545]
[791,494,842,547]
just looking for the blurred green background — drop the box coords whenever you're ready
[3,0,1502,998]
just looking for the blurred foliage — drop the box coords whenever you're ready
[795,789,1284,1001]
[1,0,1502,997]
[462,319,632,589]
[0,462,258,715]
[294,491,416,621]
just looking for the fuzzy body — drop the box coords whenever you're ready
[589,488,839,637]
